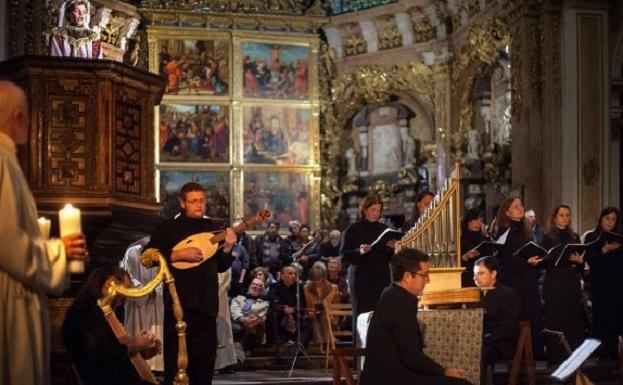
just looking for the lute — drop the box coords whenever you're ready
[171,209,271,269]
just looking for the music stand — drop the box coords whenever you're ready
[548,335,600,385]
[287,235,322,377]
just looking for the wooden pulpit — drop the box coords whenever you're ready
[0,56,166,265]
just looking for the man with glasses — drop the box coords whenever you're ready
[145,182,236,385]
[360,248,471,385]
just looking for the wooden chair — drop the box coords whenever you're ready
[323,302,353,369]
[508,321,536,385]
[332,347,366,385]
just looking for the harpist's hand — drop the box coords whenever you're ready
[61,233,89,262]
[171,247,203,262]
[445,368,465,378]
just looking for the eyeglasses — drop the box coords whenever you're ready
[250,284,263,288]
[184,198,206,205]
[412,271,430,280]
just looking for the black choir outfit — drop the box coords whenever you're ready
[481,283,520,367]
[540,228,586,364]
[63,300,150,385]
[146,214,232,385]
[340,219,393,333]
[360,284,472,385]
[584,229,623,358]
[493,220,544,359]
[460,229,488,287]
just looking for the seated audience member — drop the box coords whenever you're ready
[318,230,342,262]
[231,278,270,355]
[245,266,274,296]
[304,262,340,347]
[266,265,310,345]
[63,267,161,385]
[360,248,471,385]
[255,221,291,279]
[327,257,350,303]
[473,256,519,368]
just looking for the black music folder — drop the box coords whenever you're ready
[370,228,404,249]
[473,241,504,257]
[553,243,591,267]
[512,241,549,259]
[596,230,623,244]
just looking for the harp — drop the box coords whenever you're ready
[98,248,189,385]
[396,162,463,293]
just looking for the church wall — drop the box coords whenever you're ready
[560,2,613,232]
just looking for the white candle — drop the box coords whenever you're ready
[37,217,51,240]
[59,204,84,273]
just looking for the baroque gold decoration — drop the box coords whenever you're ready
[139,0,327,33]
[343,35,367,56]
[319,52,434,227]
[452,18,510,138]
[413,18,435,43]
[378,27,403,50]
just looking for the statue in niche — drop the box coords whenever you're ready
[344,147,358,177]
[466,128,481,159]
[498,94,511,145]
[400,125,416,166]
[50,0,103,59]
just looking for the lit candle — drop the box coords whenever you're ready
[59,204,84,273]
[37,217,51,240]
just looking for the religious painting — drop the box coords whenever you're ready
[242,105,311,165]
[159,39,229,96]
[243,171,311,229]
[158,103,229,163]
[159,170,230,220]
[241,41,309,100]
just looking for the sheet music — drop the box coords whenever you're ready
[551,339,601,381]
[495,228,510,244]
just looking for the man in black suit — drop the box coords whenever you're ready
[360,248,471,385]
[473,256,520,367]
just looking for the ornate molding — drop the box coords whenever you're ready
[319,48,434,226]
[452,18,511,137]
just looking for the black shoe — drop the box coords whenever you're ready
[219,366,236,374]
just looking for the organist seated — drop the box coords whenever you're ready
[360,248,471,385]
[63,267,162,385]
[473,256,520,368]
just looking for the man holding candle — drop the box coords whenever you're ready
[145,181,236,385]
[0,80,88,385]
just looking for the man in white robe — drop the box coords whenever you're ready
[119,236,164,371]
[0,81,88,385]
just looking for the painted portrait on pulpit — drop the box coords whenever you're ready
[243,171,311,229]
[158,103,229,163]
[158,38,230,96]
[159,170,230,219]
[242,105,311,165]
[241,41,309,100]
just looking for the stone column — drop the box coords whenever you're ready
[433,62,452,186]
[509,1,545,218]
